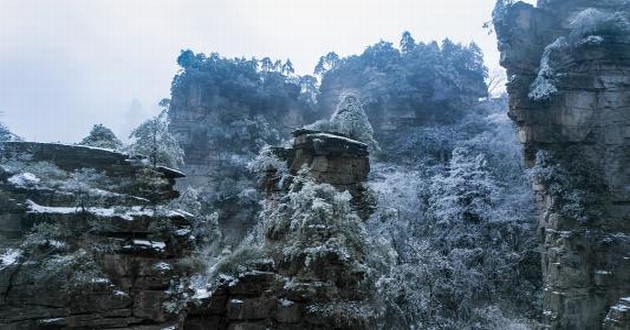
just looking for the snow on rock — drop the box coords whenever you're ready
[113,290,129,297]
[0,248,22,269]
[26,199,188,221]
[7,172,40,187]
[123,239,166,251]
[153,262,173,272]
[278,298,295,307]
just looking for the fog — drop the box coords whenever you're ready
[0,0,535,143]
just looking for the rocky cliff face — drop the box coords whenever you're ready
[185,131,379,329]
[494,1,630,328]
[0,142,192,329]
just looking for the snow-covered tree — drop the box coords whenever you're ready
[128,110,184,168]
[0,122,21,142]
[306,94,381,153]
[429,147,498,224]
[79,124,122,150]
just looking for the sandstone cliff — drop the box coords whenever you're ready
[0,142,192,329]
[494,1,630,328]
[184,130,380,329]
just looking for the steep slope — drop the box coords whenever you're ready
[0,142,192,329]
[494,0,630,328]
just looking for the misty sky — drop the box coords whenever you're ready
[0,0,535,143]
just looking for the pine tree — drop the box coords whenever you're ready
[79,124,122,150]
[128,110,184,168]
[429,147,498,224]
[330,94,381,152]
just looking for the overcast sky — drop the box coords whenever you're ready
[0,0,535,143]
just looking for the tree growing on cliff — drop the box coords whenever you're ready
[306,94,381,153]
[0,122,21,142]
[79,124,123,150]
[128,110,184,168]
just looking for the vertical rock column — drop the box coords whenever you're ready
[494,1,630,329]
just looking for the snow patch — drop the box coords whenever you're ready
[230,299,243,304]
[0,249,22,269]
[26,199,184,221]
[193,288,211,300]
[8,172,40,187]
[113,290,129,297]
[278,298,294,307]
[126,239,166,251]
[153,262,173,272]
[175,228,191,236]
[38,318,66,324]
[311,132,367,147]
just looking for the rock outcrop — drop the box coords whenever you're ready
[0,142,192,329]
[494,1,630,328]
[184,131,379,329]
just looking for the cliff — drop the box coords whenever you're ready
[0,142,192,329]
[184,130,379,329]
[494,1,630,328]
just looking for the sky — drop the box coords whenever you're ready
[0,0,536,143]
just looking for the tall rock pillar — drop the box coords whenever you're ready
[494,0,630,328]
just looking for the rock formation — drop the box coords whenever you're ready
[0,142,192,329]
[184,130,379,329]
[494,1,630,328]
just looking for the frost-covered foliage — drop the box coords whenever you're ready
[317,34,488,133]
[0,122,21,142]
[367,105,541,329]
[16,219,112,293]
[79,123,123,150]
[246,145,288,180]
[491,0,515,28]
[529,7,630,101]
[429,147,499,224]
[128,110,184,168]
[263,172,368,274]
[528,150,604,224]
[330,94,380,153]
[306,94,380,153]
[569,8,630,39]
[528,37,568,101]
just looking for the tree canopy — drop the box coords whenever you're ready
[318,32,488,125]
[79,124,122,150]
[128,110,184,168]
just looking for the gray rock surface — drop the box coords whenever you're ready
[0,142,191,329]
[494,1,630,329]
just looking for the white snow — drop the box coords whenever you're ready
[595,270,612,275]
[193,288,211,300]
[153,262,172,272]
[612,303,630,312]
[175,228,191,236]
[580,35,604,45]
[160,326,176,330]
[311,132,367,147]
[156,165,186,177]
[38,318,66,324]
[113,290,129,297]
[278,298,294,307]
[129,239,166,251]
[90,277,111,284]
[26,199,185,221]
[0,249,22,269]
[8,172,40,187]
[230,299,244,304]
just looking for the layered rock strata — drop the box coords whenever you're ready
[0,142,191,329]
[185,131,377,329]
[494,1,630,328]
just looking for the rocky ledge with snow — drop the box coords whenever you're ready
[0,142,192,329]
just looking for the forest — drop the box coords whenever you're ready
[1,0,629,328]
